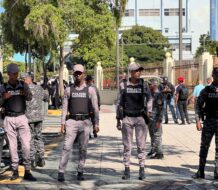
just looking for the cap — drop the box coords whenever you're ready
[148,78,158,86]
[177,76,184,82]
[20,72,32,79]
[7,63,19,73]
[128,62,144,71]
[212,67,218,76]
[73,64,84,73]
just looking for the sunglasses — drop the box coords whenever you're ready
[74,71,83,76]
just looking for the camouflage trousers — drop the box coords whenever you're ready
[29,121,44,161]
[148,121,163,154]
[199,118,218,170]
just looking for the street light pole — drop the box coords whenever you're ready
[179,0,183,65]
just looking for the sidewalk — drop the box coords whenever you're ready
[0,105,218,189]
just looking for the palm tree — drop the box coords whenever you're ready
[108,0,128,88]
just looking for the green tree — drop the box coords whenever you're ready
[24,2,68,95]
[69,0,116,69]
[195,33,218,57]
[121,25,170,63]
[1,0,118,94]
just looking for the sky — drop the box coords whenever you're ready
[190,0,210,52]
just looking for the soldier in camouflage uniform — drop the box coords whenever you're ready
[21,72,49,168]
[192,68,218,179]
[147,79,164,159]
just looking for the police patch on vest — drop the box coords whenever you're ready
[8,90,22,96]
[208,93,218,98]
[71,92,86,98]
[126,87,142,94]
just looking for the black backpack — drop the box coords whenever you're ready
[179,85,189,100]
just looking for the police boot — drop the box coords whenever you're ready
[10,170,19,180]
[150,153,164,159]
[24,170,37,181]
[77,172,85,181]
[57,172,65,182]
[192,169,205,179]
[147,149,155,157]
[37,157,45,167]
[138,167,145,180]
[122,167,130,180]
[214,167,218,180]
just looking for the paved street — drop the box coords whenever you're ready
[0,105,218,189]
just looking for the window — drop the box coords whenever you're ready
[164,8,185,16]
[184,43,191,51]
[139,9,160,16]
[171,43,191,51]
[165,28,169,33]
[125,9,134,17]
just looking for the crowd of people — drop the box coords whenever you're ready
[0,61,218,182]
[0,63,100,181]
[116,62,218,181]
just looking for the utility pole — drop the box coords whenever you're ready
[116,26,119,89]
[115,0,120,89]
[135,0,138,25]
[179,0,183,65]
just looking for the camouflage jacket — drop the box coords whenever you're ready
[25,83,49,123]
[150,89,164,123]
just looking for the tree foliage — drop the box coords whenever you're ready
[121,25,170,63]
[195,33,218,57]
[70,0,116,69]
[1,0,119,94]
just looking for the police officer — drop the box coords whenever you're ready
[116,62,152,180]
[192,68,218,179]
[58,64,99,182]
[0,63,36,181]
[21,72,49,168]
[147,79,164,159]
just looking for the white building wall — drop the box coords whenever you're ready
[120,0,210,60]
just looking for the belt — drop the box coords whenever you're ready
[69,114,90,121]
[124,111,143,117]
[5,112,24,117]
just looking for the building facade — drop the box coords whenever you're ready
[120,0,195,60]
[210,0,218,41]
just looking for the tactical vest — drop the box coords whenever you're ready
[4,81,26,113]
[204,86,218,117]
[68,86,89,115]
[122,79,144,114]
